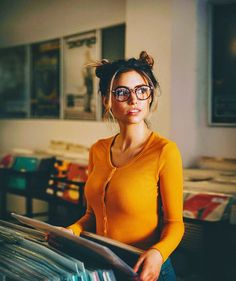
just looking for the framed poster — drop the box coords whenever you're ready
[31,39,60,118]
[0,46,29,118]
[63,30,100,120]
[102,24,125,61]
[210,3,236,126]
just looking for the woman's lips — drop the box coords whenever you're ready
[127,108,141,115]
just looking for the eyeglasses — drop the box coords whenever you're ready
[111,84,153,102]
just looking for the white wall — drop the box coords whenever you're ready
[170,0,198,166]
[0,119,116,150]
[0,0,126,47]
[0,0,235,168]
[126,0,172,139]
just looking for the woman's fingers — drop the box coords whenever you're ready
[58,227,74,234]
[45,227,74,241]
[133,255,145,273]
[133,249,163,281]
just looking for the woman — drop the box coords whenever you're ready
[68,51,184,281]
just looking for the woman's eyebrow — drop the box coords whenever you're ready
[114,84,148,89]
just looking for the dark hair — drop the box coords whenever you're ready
[95,51,159,97]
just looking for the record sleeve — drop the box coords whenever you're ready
[11,213,138,279]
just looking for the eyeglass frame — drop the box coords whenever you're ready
[111,84,153,102]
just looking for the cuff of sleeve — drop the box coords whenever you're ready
[150,245,168,263]
[67,223,83,236]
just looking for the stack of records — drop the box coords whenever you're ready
[0,214,141,281]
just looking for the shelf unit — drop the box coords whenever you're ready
[0,168,86,224]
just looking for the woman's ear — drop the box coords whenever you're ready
[149,95,153,104]
[102,96,108,107]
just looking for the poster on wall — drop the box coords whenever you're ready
[0,46,29,118]
[210,4,236,126]
[31,39,60,118]
[63,30,99,120]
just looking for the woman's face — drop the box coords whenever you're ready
[109,70,152,125]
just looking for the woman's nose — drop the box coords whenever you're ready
[128,91,138,104]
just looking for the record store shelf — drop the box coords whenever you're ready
[0,168,86,225]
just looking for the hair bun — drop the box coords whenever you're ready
[139,51,154,68]
[95,59,111,79]
[101,59,109,64]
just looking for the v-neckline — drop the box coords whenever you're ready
[108,132,154,169]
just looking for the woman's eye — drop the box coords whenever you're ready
[137,87,147,95]
[116,88,129,96]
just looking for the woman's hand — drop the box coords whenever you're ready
[133,249,163,281]
[57,227,74,234]
[45,227,74,241]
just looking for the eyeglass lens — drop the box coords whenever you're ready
[113,85,151,101]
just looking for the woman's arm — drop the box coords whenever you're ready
[153,142,184,262]
[134,142,184,280]
[67,205,96,235]
[67,145,96,235]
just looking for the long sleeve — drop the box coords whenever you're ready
[67,145,96,235]
[68,133,184,260]
[152,142,184,262]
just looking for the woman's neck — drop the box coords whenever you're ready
[116,122,152,151]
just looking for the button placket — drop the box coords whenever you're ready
[102,168,116,236]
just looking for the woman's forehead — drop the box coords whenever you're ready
[113,70,148,87]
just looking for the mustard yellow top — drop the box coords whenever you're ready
[68,132,184,262]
